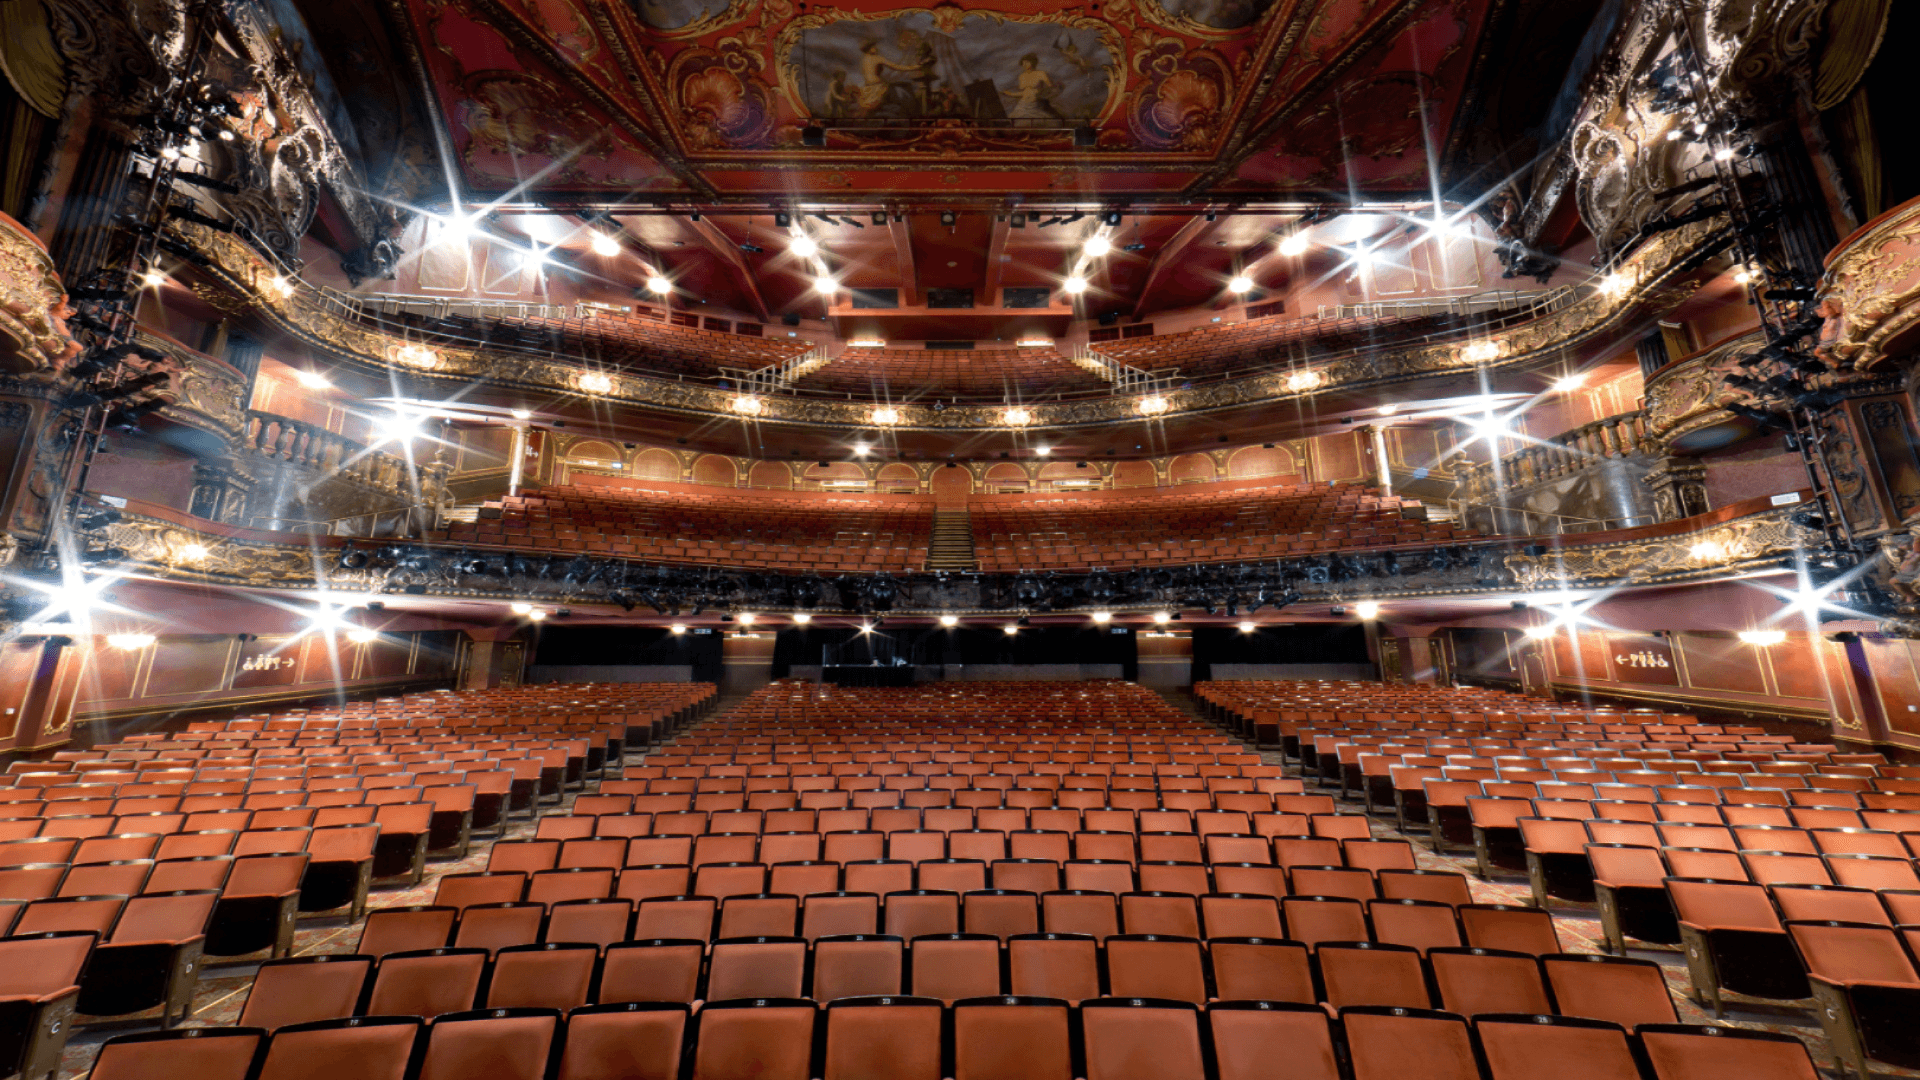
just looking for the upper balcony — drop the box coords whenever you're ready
[163,200,1734,445]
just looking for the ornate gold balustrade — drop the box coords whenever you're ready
[94,486,1821,608]
[1823,194,1920,371]
[0,212,81,376]
[1641,330,1768,452]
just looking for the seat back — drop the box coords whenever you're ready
[238,955,374,1031]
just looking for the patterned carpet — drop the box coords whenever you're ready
[47,740,1883,1080]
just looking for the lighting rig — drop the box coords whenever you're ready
[328,539,1517,618]
[37,0,267,592]
[1640,33,1897,620]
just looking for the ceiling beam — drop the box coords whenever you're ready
[1131,215,1214,320]
[889,215,921,308]
[682,216,772,323]
[981,215,1010,308]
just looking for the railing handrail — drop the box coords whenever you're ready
[1086,285,1581,387]
[288,273,1583,405]
[1460,408,1652,476]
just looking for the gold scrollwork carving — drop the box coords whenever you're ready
[1502,506,1819,588]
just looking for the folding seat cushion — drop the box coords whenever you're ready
[1770,884,1889,925]
[1105,935,1208,1004]
[417,1010,560,1080]
[812,935,905,1000]
[86,1028,266,1080]
[1665,878,1809,1012]
[78,889,220,1024]
[487,942,598,1010]
[1120,892,1199,938]
[1541,953,1679,1030]
[885,891,959,939]
[821,997,943,1080]
[1367,899,1462,955]
[1339,1007,1481,1080]
[1787,920,1920,1080]
[1458,903,1560,956]
[238,955,373,1031]
[454,902,545,953]
[600,939,704,1004]
[1079,999,1206,1080]
[364,948,487,1018]
[1637,1025,1822,1080]
[1377,869,1472,907]
[0,931,96,1080]
[901,932,1001,1000]
[1207,938,1314,1003]
[1317,942,1430,1010]
[689,999,816,1080]
[952,997,1072,1080]
[1427,946,1551,1016]
[1476,1015,1642,1080]
[254,1017,422,1080]
[536,896,626,947]
[556,1003,689,1080]
[357,905,456,957]
[707,937,808,999]
[1279,896,1367,948]
[1207,1002,1340,1080]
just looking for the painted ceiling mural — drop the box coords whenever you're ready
[399,0,1498,195]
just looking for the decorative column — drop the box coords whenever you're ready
[507,422,529,497]
[1642,459,1710,522]
[1366,425,1391,493]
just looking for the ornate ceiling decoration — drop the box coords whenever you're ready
[394,0,1501,197]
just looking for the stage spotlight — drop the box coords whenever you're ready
[792,612,812,624]
[646,275,673,295]
[1084,235,1112,257]
[1238,620,1256,633]
[1004,624,1019,635]
[590,232,621,256]
[1355,601,1381,620]
[939,614,959,627]
[670,623,687,634]
[1738,630,1786,646]
[1153,612,1171,624]
[1091,611,1112,624]
[940,211,957,227]
[1063,277,1088,295]
[1228,275,1253,294]
[790,235,819,258]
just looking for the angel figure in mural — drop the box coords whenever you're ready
[1053,36,1100,78]
[1002,54,1060,122]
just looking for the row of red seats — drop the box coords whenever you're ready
[80,994,1813,1080]
[793,347,1108,398]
